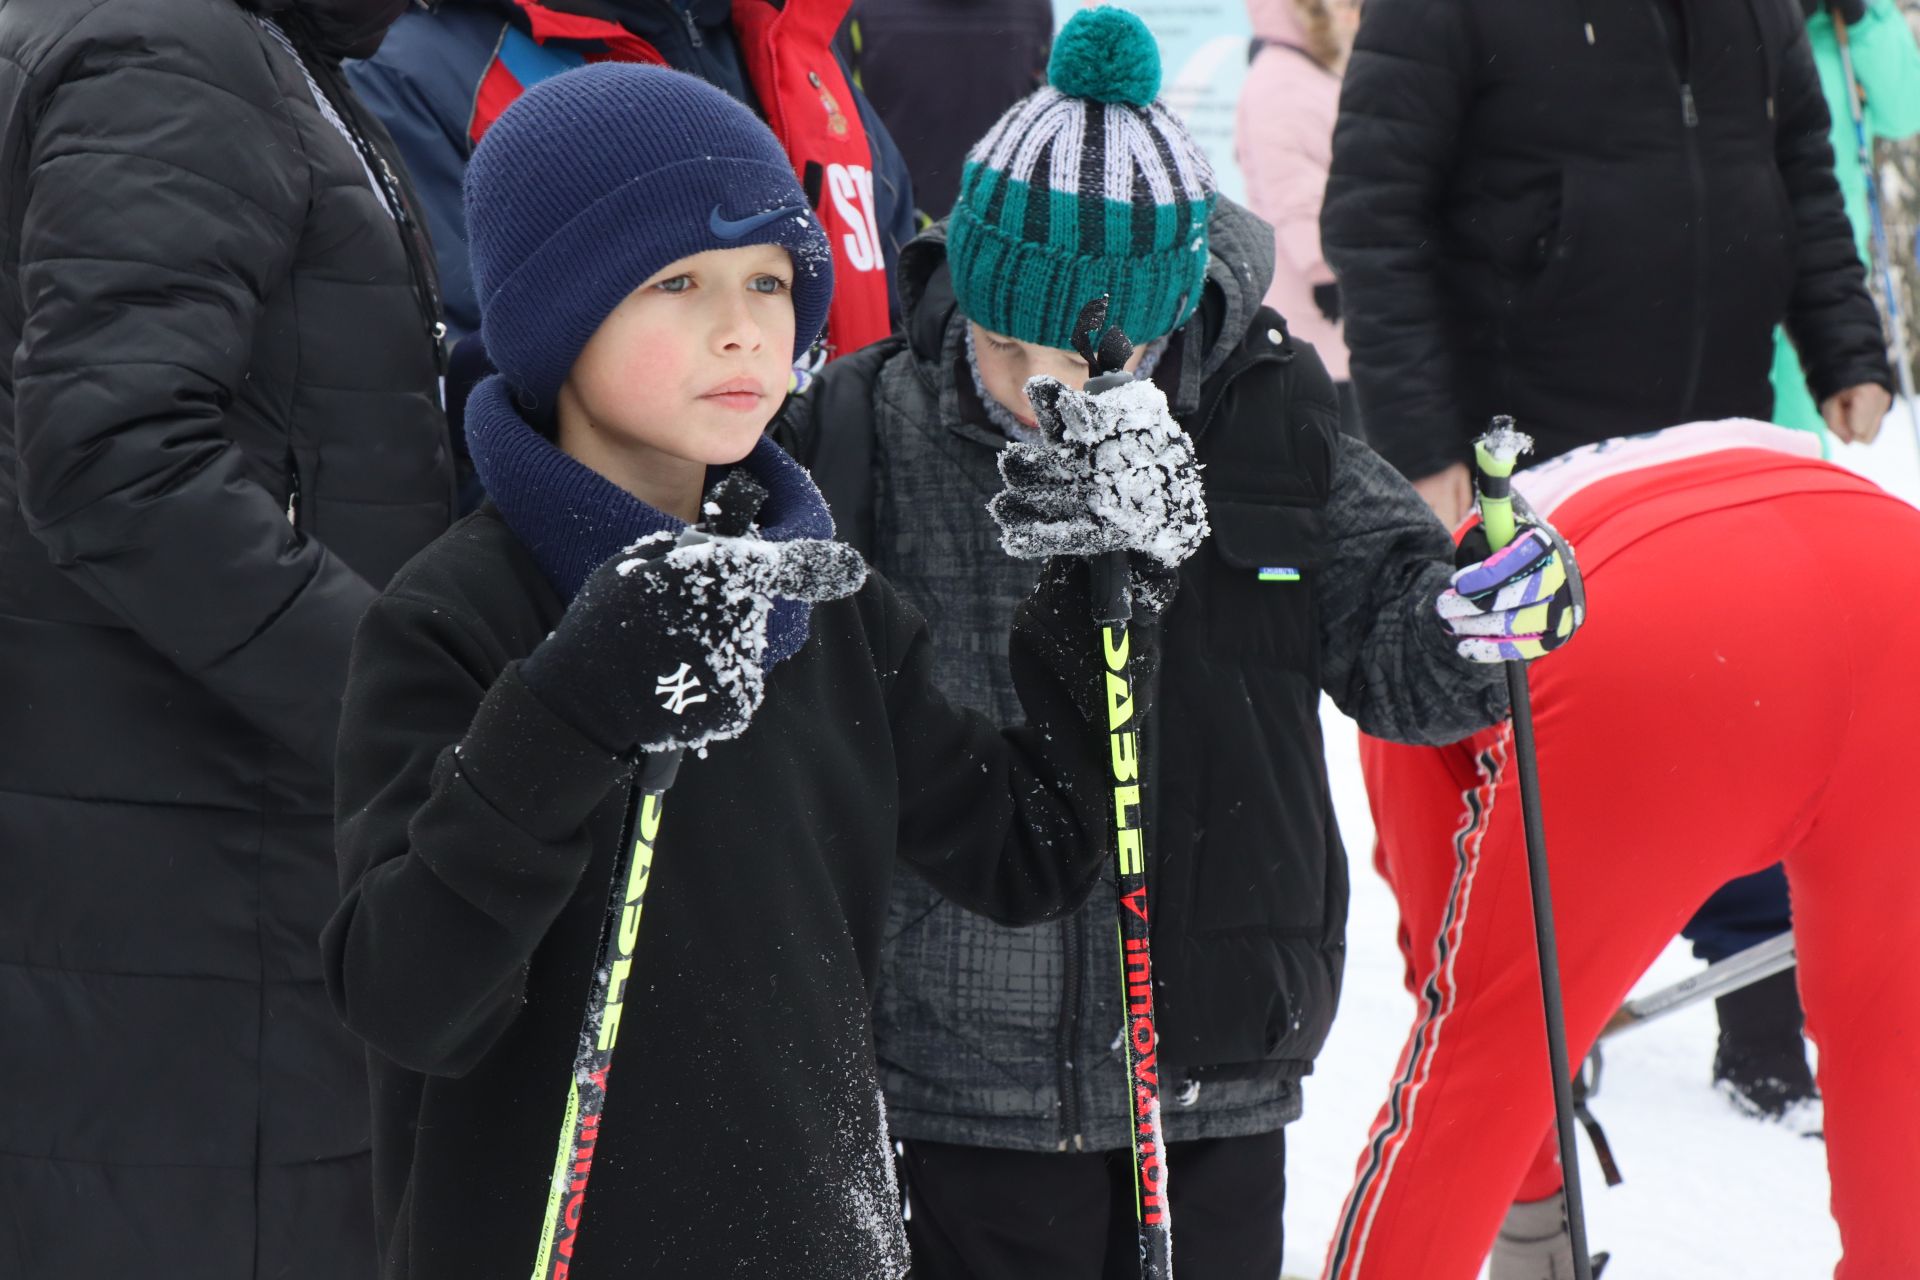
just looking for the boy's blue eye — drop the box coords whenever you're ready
[656,276,693,294]
[751,275,793,295]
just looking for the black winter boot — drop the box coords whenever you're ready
[1712,969,1816,1120]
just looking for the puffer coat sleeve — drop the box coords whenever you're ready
[1772,22,1895,402]
[1320,0,1477,481]
[10,6,379,772]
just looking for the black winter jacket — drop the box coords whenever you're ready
[776,206,1506,1152]
[1323,0,1892,480]
[837,0,1053,216]
[0,2,453,1276]
[323,508,1115,1279]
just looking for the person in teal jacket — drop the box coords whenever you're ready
[1772,0,1920,439]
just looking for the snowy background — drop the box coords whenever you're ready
[1277,414,1920,1278]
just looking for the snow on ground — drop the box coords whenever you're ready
[1278,413,1920,1279]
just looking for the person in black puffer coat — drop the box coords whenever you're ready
[1322,0,1893,528]
[0,2,454,1277]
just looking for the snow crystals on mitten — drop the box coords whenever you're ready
[607,531,867,754]
[990,374,1208,570]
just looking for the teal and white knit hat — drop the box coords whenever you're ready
[948,6,1215,350]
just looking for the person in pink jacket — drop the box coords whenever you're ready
[1237,0,1361,434]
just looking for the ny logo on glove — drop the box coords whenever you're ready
[1438,520,1587,663]
[518,471,869,760]
[654,663,708,715]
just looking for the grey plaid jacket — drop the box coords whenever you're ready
[776,201,1506,1152]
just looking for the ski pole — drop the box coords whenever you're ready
[1600,931,1797,1038]
[1070,296,1174,1280]
[529,474,764,1280]
[1834,21,1919,432]
[1472,420,1594,1280]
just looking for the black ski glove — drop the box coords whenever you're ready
[519,517,867,756]
[988,372,1209,616]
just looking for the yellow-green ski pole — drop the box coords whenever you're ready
[1473,417,1593,1280]
[529,472,766,1279]
[530,752,678,1280]
[1071,296,1173,1280]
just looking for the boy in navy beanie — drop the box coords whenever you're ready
[322,62,1212,1279]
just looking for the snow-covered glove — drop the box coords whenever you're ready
[988,373,1208,615]
[519,526,867,755]
[1438,518,1586,663]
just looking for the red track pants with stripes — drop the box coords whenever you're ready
[1327,483,1920,1280]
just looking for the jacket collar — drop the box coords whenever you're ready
[463,374,836,665]
[240,0,411,58]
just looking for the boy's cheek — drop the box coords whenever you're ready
[601,324,687,395]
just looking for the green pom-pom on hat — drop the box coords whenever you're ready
[1048,7,1162,106]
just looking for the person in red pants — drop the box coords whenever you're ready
[1327,420,1920,1280]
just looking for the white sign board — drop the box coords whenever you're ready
[1052,0,1252,205]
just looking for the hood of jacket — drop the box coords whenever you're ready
[1245,0,1306,45]
[897,196,1277,418]
[241,0,412,57]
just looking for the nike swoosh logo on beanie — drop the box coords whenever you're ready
[710,204,810,240]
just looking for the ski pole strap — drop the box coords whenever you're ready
[1570,1058,1625,1188]
[1575,1100,1625,1188]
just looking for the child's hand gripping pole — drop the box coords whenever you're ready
[1469,418,1597,1280]
[1069,296,1175,1280]
[530,473,765,1280]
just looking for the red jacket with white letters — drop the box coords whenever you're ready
[349,0,912,355]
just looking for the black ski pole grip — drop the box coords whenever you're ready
[703,470,768,539]
[1090,550,1131,625]
[1087,358,1133,625]
[1073,298,1137,626]
[637,749,682,791]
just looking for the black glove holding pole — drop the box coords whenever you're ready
[987,297,1209,609]
[519,471,868,757]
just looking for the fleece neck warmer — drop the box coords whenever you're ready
[464,374,836,667]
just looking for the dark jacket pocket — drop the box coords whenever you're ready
[1205,498,1323,666]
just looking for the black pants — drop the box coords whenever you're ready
[900,1131,1286,1280]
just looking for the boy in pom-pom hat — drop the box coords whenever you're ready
[323,62,1209,1279]
[774,7,1582,1274]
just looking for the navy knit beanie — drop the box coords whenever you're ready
[465,63,833,411]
